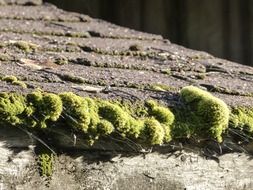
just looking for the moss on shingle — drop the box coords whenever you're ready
[12,41,39,53]
[174,86,230,142]
[60,92,90,132]
[0,86,244,145]
[2,75,27,88]
[230,107,253,132]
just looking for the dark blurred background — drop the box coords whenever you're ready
[45,0,253,66]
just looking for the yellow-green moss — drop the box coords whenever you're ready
[58,74,85,84]
[84,97,102,143]
[97,99,172,145]
[148,84,175,92]
[146,100,174,142]
[60,92,90,132]
[2,75,18,83]
[97,119,114,135]
[12,81,27,88]
[0,86,235,146]
[160,69,171,75]
[177,86,230,142]
[0,92,26,125]
[116,100,148,118]
[230,107,253,132]
[26,91,63,128]
[12,41,38,53]
[2,75,27,88]
[54,56,68,65]
[38,153,54,177]
[141,118,165,145]
[98,100,142,138]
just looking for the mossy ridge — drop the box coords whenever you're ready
[0,90,175,145]
[80,45,170,61]
[0,86,245,146]
[174,86,230,142]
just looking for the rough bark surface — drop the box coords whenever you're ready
[0,2,253,190]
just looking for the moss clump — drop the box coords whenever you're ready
[60,92,90,132]
[2,75,18,83]
[117,100,148,118]
[38,153,54,177]
[160,69,171,75]
[84,97,103,143]
[98,100,143,138]
[96,119,114,135]
[54,56,68,65]
[147,84,177,92]
[178,86,230,142]
[141,118,165,145]
[12,80,27,88]
[98,99,173,145]
[146,100,174,142]
[2,75,27,88]
[12,41,38,53]
[0,93,26,125]
[58,74,85,84]
[230,107,253,132]
[26,91,63,128]
[0,86,233,146]
[195,74,206,80]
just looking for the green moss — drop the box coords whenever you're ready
[12,41,38,53]
[115,100,148,118]
[54,56,68,65]
[84,97,101,143]
[2,75,27,88]
[195,74,206,80]
[141,118,165,145]
[2,75,18,83]
[12,80,27,88]
[99,100,146,139]
[59,74,85,84]
[177,86,230,142]
[26,91,63,128]
[146,100,174,125]
[0,86,234,146]
[38,153,54,177]
[146,100,174,142]
[148,84,175,92]
[99,101,133,137]
[97,119,114,135]
[0,93,26,125]
[230,107,253,132]
[60,92,90,132]
[160,69,171,75]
